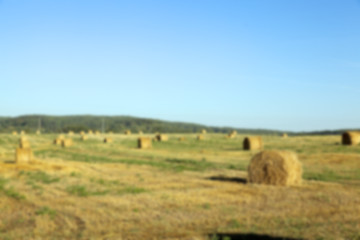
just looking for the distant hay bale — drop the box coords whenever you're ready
[20,130,25,135]
[15,147,33,163]
[201,129,207,134]
[248,150,302,186]
[138,137,152,149]
[243,136,263,150]
[103,137,113,143]
[53,138,62,145]
[88,130,93,135]
[12,131,18,135]
[61,139,73,147]
[282,133,288,138]
[138,131,143,135]
[80,131,85,135]
[81,135,88,141]
[59,135,65,140]
[68,131,74,136]
[124,130,131,135]
[19,137,30,149]
[227,130,237,139]
[197,135,204,140]
[108,131,113,134]
[179,137,186,141]
[36,130,41,135]
[95,131,100,135]
[342,131,360,146]
[155,134,168,142]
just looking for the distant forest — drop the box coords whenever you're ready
[0,115,355,135]
[0,115,284,135]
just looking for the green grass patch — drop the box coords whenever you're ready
[0,178,26,200]
[116,186,147,195]
[35,206,57,219]
[66,185,109,197]
[25,171,60,184]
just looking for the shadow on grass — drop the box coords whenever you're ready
[207,176,247,184]
[208,233,302,240]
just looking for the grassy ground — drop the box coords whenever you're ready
[0,133,359,240]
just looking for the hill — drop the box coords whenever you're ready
[0,115,284,135]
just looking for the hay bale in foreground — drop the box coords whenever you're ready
[61,139,73,147]
[103,137,113,143]
[138,137,152,149]
[124,130,131,135]
[248,150,302,186]
[243,136,263,150]
[342,131,360,145]
[15,148,33,163]
[197,135,204,140]
[81,135,88,141]
[155,134,168,142]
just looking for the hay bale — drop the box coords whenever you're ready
[201,129,207,134]
[138,137,152,149]
[197,135,204,140]
[243,136,263,150]
[124,130,131,135]
[61,139,73,147]
[282,133,288,138]
[108,131,113,135]
[68,131,74,136]
[20,130,25,135]
[248,150,302,186]
[155,134,168,142]
[88,130,93,135]
[138,131,143,135]
[36,130,41,135]
[80,131,85,135]
[103,137,113,143]
[53,138,62,145]
[15,147,33,163]
[81,135,88,141]
[19,137,30,149]
[342,131,360,145]
[12,131,18,135]
[179,137,186,141]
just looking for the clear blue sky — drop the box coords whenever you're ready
[0,0,359,131]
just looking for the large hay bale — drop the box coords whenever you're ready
[53,138,62,145]
[138,137,152,149]
[155,134,168,142]
[81,135,88,141]
[248,150,302,186]
[243,136,263,150]
[197,135,204,140]
[15,147,33,163]
[124,130,131,135]
[342,131,360,145]
[103,137,113,143]
[61,139,73,147]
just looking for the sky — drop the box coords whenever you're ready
[0,0,359,131]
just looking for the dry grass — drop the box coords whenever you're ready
[0,133,359,240]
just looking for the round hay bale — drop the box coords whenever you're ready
[342,131,360,145]
[138,137,152,149]
[124,130,131,135]
[248,150,302,186]
[155,134,168,142]
[243,136,263,150]
[81,135,88,141]
[197,135,204,140]
[103,137,113,143]
[282,133,288,138]
[201,129,207,134]
[178,137,186,141]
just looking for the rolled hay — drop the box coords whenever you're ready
[61,139,73,147]
[15,147,33,163]
[201,129,207,134]
[20,130,25,135]
[342,131,360,145]
[68,131,74,136]
[88,130,93,135]
[138,137,152,149]
[103,137,113,143]
[80,131,85,135]
[36,130,41,135]
[248,150,302,186]
[138,131,143,135]
[243,136,263,150]
[19,137,30,149]
[12,131,18,135]
[197,135,204,140]
[53,138,62,145]
[179,137,186,141]
[124,130,131,135]
[108,131,113,135]
[155,134,168,142]
[282,133,288,138]
[81,135,88,141]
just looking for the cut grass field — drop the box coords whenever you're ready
[0,133,359,240]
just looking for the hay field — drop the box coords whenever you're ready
[0,133,360,240]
